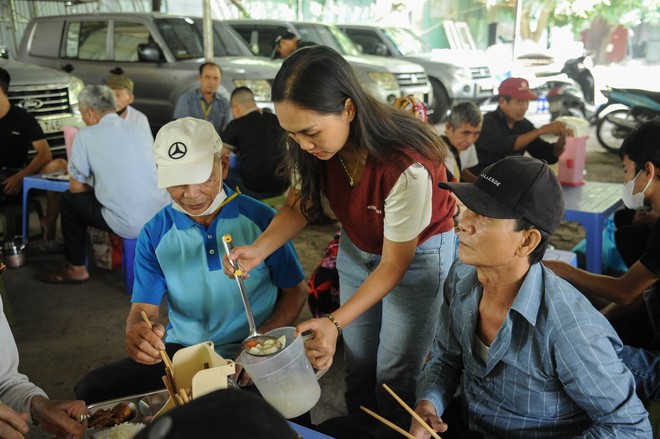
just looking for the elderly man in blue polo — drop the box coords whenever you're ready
[74,117,307,404]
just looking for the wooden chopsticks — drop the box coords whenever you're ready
[360,383,442,439]
[140,311,183,406]
[140,311,173,370]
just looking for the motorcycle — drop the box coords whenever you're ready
[545,54,596,121]
[594,87,660,153]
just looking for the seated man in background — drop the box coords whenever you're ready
[0,67,67,245]
[442,102,482,183]
[545,119,660,349]
[44,85,170,283]
[1,266,87,438]
[470,77,566,175]
[223,86,289,199]
[74,118,307,404]
[411,156,651,438]
[105,73,152,138]
[173,62,231,134]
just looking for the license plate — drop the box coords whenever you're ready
[39,119,63,134]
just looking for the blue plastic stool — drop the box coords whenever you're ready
[122,238,137,295]
[22,175,68,239]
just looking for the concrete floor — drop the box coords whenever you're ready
[1,111,623,438]
[1,220,343,438]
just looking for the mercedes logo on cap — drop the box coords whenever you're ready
[168,142,187,159]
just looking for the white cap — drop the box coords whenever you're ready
[154,118,222,189]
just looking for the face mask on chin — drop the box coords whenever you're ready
[173,187,228,217]
[622,169,653,210]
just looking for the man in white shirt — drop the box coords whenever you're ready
[105,74,152,138]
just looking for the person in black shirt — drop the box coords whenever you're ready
[272,32,316,60]
[545,119,660,349]
[470,77,566,175]
[0,67,67,244]
[222,87,288,199]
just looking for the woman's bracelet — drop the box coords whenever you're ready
[325,313,342,336]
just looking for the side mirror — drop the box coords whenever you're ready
[374,42,388,57]
[137,44,162,62]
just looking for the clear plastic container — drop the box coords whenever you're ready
[236,326,323,419]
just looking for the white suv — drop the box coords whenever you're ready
[340,25,495,122]
[1,58,84,156]
[225,19,432,106]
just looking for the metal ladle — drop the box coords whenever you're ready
[222,234,283,356]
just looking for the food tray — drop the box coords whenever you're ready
[84,389,168,438]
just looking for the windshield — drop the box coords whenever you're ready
[382,27,431,56]
[155,18,254,59]
[295,23,360,56]
[198,20,255,57]
[155,18,204,59]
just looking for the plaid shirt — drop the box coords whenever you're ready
[417,261,651,438]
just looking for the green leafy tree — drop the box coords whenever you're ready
[553,0,660,63]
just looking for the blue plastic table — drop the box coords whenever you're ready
[21,174,69,239]
[562,181,623,274]
[288,422,334,438]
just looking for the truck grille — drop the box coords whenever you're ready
[470,66,491,80]
[396,71,428,87]
[9,86,72,117]
[8,85,72,151]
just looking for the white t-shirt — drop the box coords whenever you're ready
[383,163,432,242]
[125,106,153,141]
[444,145,479,181]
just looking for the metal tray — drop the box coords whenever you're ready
[84,389,169,438]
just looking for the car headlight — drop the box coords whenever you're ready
[447,66,470,81]
[68,76,85,115]
[233,79,272,102]
[367,72,399,91]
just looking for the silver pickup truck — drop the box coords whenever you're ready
[1,59,85,155]
[18,13,281,134]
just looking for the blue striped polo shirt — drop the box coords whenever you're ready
[132,187,304,359]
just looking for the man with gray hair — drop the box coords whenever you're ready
[442,102,482,183]
[45,85,169,283]
[73,117,306,405]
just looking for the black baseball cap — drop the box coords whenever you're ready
[135,389,298,438]
[439,156,564,234]
[274,31,297,46]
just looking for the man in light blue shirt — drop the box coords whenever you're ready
[173,62,231,134]
[44,85,170,283]
[411,156,651,438]
[73,118,306,404]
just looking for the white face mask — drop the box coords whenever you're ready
[622,169,653,210]
[172,187,228,217]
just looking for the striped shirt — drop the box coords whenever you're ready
[417,261,651,438]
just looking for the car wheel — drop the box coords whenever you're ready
[428,78,450,124]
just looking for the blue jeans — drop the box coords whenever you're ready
[619,345,660,402]
[336,230,455,415]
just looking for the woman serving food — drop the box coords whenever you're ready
[223,45,456,416]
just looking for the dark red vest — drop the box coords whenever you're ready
[321,149,455,254]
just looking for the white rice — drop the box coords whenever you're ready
[102,422,145,439]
